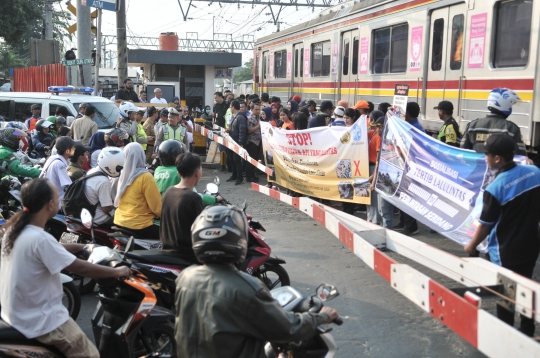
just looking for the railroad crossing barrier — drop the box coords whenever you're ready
[193,123,540,357]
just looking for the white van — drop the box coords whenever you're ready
[0,92,120,129]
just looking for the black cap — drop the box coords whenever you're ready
[160,108,169,117]
[434,100,454,112]
[372,116,386,127]
[480,134,517,155]
[320,100,334,111]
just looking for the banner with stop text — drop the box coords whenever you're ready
[375,113,527,251]
[261,121,371,204]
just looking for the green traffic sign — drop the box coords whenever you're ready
[61,58,95,66]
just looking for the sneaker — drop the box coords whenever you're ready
[226,176,237,182]
[235,180,244,186]
[394,224,405,231]
[402,228,419,235]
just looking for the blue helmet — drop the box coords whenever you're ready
[487,88,521,116]
[6,122,28,132]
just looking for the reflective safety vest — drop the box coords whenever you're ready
[137,123,147,150]
[162,124,186,142]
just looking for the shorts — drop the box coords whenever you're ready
[35,317,99,358]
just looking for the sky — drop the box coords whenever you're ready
[58,0,326,66]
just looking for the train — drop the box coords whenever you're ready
[252,0,540,152]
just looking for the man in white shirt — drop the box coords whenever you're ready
[0,177,129,358]
[40,137,75,210]
[91,81,103,97]
[150,88,168,104]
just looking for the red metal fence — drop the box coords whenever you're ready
[13,63,66,92]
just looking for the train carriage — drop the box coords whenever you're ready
[253,0,540,151]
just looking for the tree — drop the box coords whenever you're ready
[0,46,26,82]
[233,58,253,84]
[0,0,41,47]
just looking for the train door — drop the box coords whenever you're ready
[424,4,467,132]
[340,30,359,105]
[292,43,304,97]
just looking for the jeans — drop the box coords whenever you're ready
[377,195,394,229]
[367,165,381,224]
[245,141,260,179]
[496,262,536,336]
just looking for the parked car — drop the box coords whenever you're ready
[0,91,120,128]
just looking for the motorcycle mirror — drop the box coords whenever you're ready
[80,208,93,229]
[241,200,247,212]
[206,183,219,194]
[213,176,220,186]
[315,284,339,302]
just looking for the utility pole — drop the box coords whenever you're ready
[77,0,92,86]
[93,9,102,96]
[44,0,54,40]
[116,0,128,90]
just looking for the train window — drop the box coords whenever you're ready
[343,39,350,76]
[300,48,304,77]
[274,50,287,78]
[263,52,269,79]
[352,37,359,75]
[311,41,331,77]
[450,15,464,70]
[372,24,408,74]
[493,0,533,68]
[295,49,299,77]
[431,19,444,71]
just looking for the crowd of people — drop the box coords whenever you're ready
[0,83,538,356]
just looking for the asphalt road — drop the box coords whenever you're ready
[73,167,538,357]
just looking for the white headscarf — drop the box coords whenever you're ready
[114,143,147,207]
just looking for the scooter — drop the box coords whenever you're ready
[0,209,176,358]
[265,284,344,358]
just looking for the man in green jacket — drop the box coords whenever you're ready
[153,139,219,205]
[0,128,41,178]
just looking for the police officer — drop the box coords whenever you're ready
[153,108,189,156]
[175,205,339,357]
[460,88,526,155]
[434,101,461,147]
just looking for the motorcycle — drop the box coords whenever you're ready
[0,210,176,358]
[265,284,344,358]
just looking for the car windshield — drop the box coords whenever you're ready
[73,101,119,129]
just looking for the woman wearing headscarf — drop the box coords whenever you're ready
[113,143,162,238]
[88,131,106,168]
[270,103,282,127]
[287,100,299,115]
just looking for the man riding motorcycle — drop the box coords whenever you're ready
[0,128,41,178]
[175,205,339,358]
[154,139,219,205]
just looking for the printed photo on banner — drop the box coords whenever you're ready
[260,121,370,204]
[374,113,529,252]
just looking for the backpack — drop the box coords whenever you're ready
[61,171,106,218]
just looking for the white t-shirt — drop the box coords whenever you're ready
[85,167,114,225]
[150,97,168,104]
[186,119,194,144]
[90,149,101,168]
[40,155,72,210]
[0,225,76,338]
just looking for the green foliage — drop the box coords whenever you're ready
[233,58,253,84]
[0,46,26,81]
[0,0,41,47]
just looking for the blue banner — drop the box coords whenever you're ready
[375,114,526,251]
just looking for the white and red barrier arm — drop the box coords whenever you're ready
[251,183,540,358]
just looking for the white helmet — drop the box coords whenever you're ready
[97,147,124,177]
[487,88,521,116]
[119,102,139,119]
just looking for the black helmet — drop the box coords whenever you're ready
[35,119,54,133]
[0,128,25,150]
[158,139,187,166]
[191,205,248,264]
[55,116,67,126]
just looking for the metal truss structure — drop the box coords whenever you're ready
[101,35,255,51]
